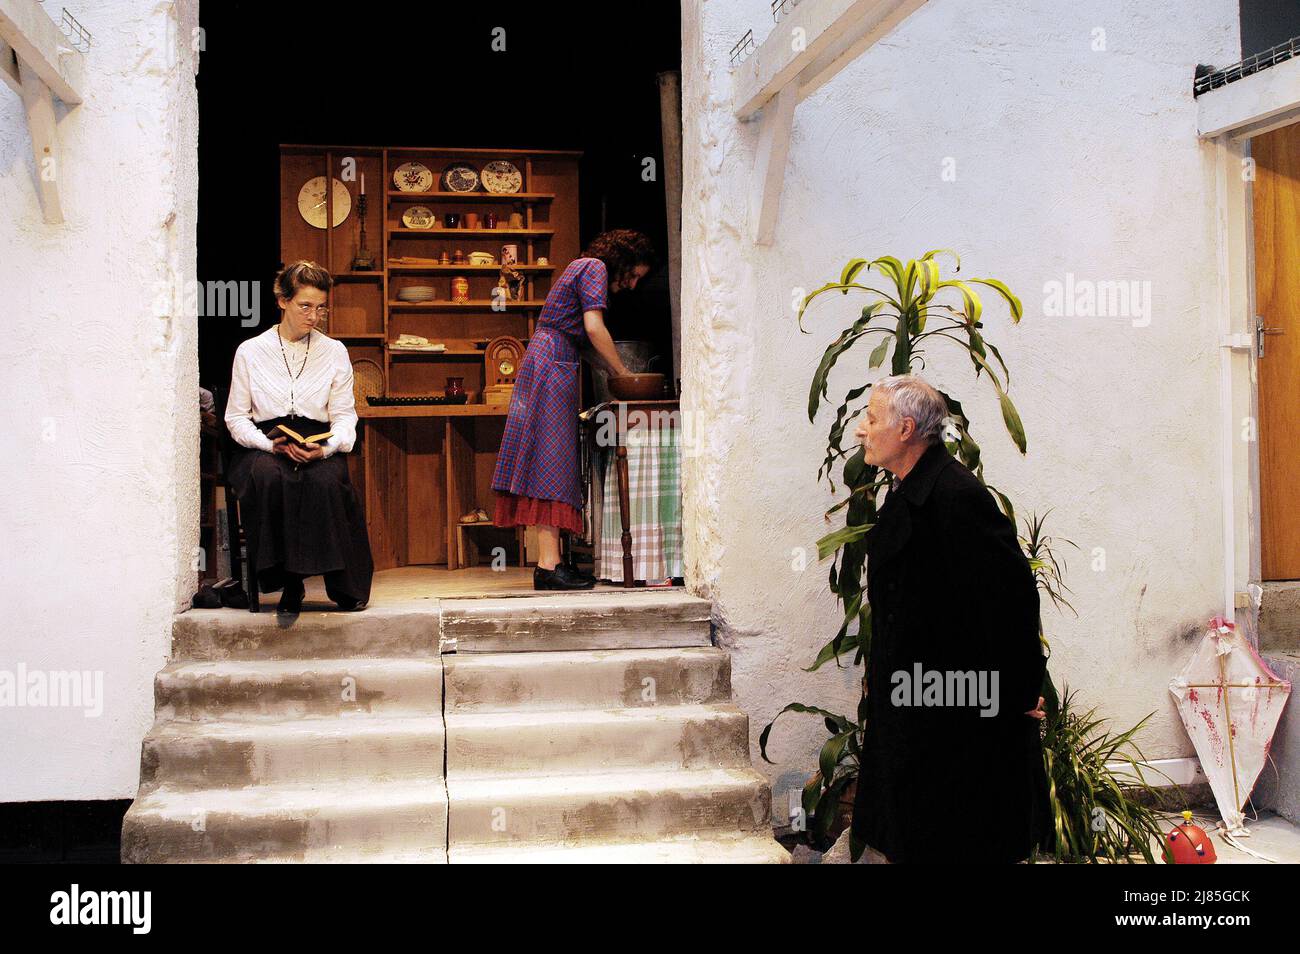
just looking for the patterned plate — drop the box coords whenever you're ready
[481,159,522,194]
[442,163,479,193]
[401,205,435,229]
[392,162,433,193]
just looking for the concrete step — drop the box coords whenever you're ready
[439,590,712,652]
[1261,583,1300,652]
[444,647,730,713]
[155,657,443,722]
[120,779,449,863]
[446,767,772,848]
[138,715,445,790]
[171,607,439,661]
[445,703,752,777]
[451,833,791,864]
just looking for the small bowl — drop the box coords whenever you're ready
[608,373,666,401]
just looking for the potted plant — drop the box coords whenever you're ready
[763,251,1170,861]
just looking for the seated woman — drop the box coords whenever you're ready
[224,260,374,615]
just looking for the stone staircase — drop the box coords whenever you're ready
[121,590,787,863]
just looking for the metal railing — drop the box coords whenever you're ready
[1194,35,1297,96]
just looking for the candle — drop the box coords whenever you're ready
[360,172,366,195]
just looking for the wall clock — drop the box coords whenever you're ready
[298,176,351,229]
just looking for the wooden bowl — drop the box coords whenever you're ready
[608,373,666,401]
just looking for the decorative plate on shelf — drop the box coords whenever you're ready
[401,205,435,229]
[481,160,522,194]
[441,163,479,193]
[297,176,351,229]
[392,162,434,193]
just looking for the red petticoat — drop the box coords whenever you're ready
[494,491,584,534]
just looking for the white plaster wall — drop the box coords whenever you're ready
[680,0,1240,815]
[0,0,199,801]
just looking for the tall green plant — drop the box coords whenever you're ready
[762,250,1029,850]
[799,250,1027,670]
[764,250,1166,862]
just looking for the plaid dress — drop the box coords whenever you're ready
[492,258,608,529]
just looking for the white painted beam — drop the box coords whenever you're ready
[1197,56,1300,140]
[18,56,63,224]
[734,0,927,120]
[0,0,83,106]
[751,84,797,245]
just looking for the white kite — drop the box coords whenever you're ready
[1169,616,1291,836]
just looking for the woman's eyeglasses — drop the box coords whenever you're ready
[294,302,330,318]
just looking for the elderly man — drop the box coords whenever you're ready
[849,374,1049,864]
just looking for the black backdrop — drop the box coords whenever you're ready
[196,2,681,389]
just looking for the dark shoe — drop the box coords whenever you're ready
[563,559,597,584]
[334,596,367,611]
[214,578,249,609]
[534,563,595,590]
[191,582,221,609]
[277,577,305,616]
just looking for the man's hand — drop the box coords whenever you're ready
[1025,696,1046,720]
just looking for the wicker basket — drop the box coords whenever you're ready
[351,358,384,405]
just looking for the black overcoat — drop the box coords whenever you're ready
[849,441,1050,863]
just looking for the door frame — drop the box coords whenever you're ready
[1199,58,1300,613]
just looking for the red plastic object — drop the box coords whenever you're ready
[1165,812,1217,864]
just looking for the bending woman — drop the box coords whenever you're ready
[491,229,654,590]
[224,261,374,615]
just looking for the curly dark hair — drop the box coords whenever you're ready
[582,229,655,288]
[274,260,333,300]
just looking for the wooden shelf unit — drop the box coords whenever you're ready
[279,144,580,569]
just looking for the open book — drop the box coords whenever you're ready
[269,423,333,446]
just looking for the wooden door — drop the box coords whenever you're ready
[1254,122,1300,580]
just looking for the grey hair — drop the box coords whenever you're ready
[875,374,948,444]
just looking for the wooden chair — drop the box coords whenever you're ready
[211,387,260,613]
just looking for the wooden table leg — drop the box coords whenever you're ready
[616,442,633,587]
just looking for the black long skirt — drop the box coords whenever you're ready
[226,416,373,605]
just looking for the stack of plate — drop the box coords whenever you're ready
[397,285,435,302]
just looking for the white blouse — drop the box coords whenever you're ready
[225,326,358,457]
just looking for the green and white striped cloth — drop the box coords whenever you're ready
[591,423,682,584]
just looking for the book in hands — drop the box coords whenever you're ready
[269,424,333,447]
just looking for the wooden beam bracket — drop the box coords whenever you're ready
[733,0,927,243]
[0,0,87,224]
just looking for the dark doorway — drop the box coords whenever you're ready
[196,3,681,387]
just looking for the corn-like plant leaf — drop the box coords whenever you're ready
[999,391,1027,454]
[937,278,983,327]
[969,276,1023,322]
